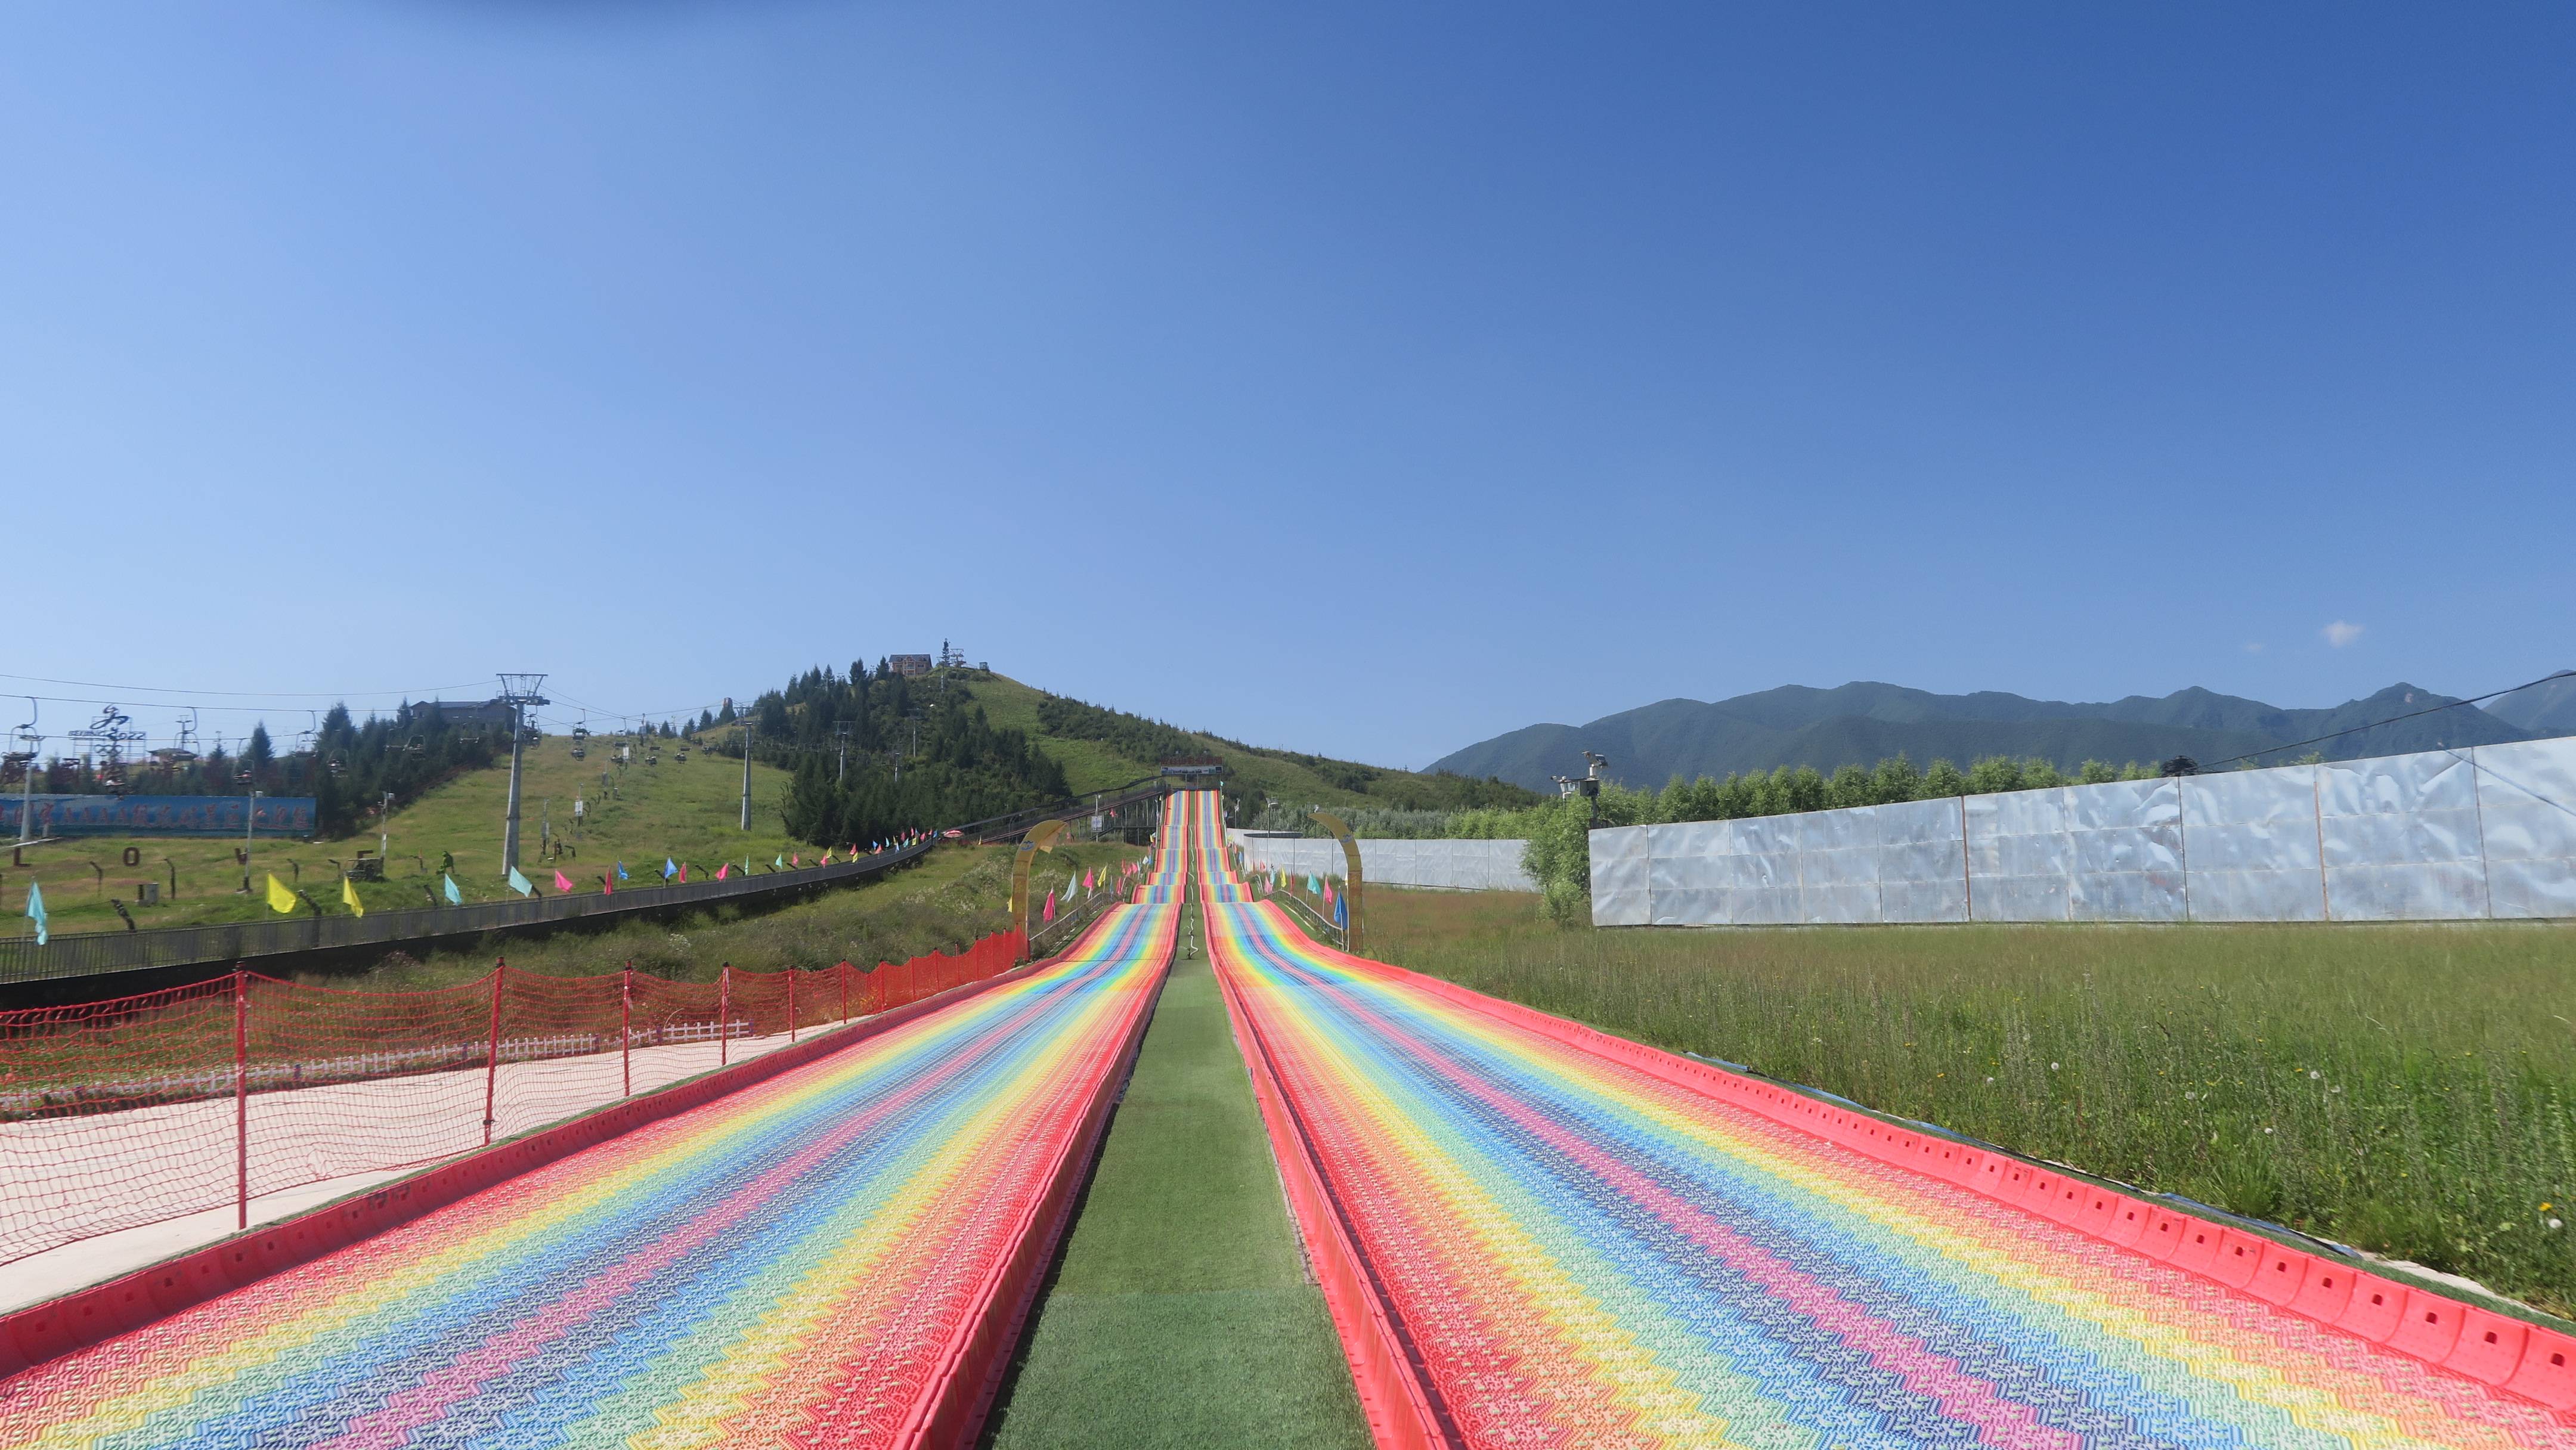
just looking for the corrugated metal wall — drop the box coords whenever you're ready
[1589,738,2576,926]
[1228,832,1538,893]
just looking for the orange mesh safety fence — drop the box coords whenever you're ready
[0,928,1022,1267]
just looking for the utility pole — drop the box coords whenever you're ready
[241,788,260,894]
[835,721,852,783]
[11,699,38,848]
[497,674,550,874]
[739,717,753,831]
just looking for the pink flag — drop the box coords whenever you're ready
[791,853,800,867]
[554,870,574,893]
[717,863,730,880]
[679,864,689,883]
[1041,890,1056,922]
[822,848,833,865]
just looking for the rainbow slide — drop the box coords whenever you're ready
[0,872,1182,1446]
[1202,801,2572,1448]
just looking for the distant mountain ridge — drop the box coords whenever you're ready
[1429,680,2563,792]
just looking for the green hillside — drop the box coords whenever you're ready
[959,672,1538,813]
[4,737,810,938]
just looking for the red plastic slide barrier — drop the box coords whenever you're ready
[0,932,1024,1269]
[1343,947,2576,1419]
[1215,949,1448,1450]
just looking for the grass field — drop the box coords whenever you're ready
[292,839,1144,991]
[983,905,1370,1450]
[1366,888,2576,1320]
[2,737,811,937]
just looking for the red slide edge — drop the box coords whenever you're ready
[1307,934,2576,1420]
[0,943,1042,1382]
[1213,953,1451,1450]
[896,916,1173,1449]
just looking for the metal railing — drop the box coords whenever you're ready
[0,842,930,987]
[1268,886,1346,951]
[967,783,1171,845]
[1026,882,1124,958]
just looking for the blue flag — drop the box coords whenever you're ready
[773,854,785,869]
[507,866,534,897]
[615,861,629,882]
[1334,893,1348,928]
[442,873,463,906]
[24,882,44,947]
[662,858,677,880]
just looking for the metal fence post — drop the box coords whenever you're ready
[233,966,249,1231]
[482,959,505,1146]
[787,968,797,1044]
[620,961,633,1098]
[717,963,730,1067]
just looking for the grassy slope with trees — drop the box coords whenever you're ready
[961,671,1541,817]
[5,730,812,936]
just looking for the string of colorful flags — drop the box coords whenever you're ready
[234,830,938,919]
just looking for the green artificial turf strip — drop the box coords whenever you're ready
[983,916,1371,1450]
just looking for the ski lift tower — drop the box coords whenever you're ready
[497,673,550,873]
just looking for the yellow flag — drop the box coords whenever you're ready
[265,873,296,915]
[341,874,364,918]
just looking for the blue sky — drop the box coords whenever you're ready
[4,3,2569,769]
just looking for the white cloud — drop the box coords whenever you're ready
[2243,642,2265,654]
[2323,620,2365,647]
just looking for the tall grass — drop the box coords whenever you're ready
[1369,889,2576,1319]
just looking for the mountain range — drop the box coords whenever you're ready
[1429,676,2576,793]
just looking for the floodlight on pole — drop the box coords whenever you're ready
[496,674,550,873]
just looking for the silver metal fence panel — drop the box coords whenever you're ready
[1796,805,1881,924]
[2068,779,2187,921]
[1732,885,1803,926]
[1589,824,1652,925]
[1648,822,1724,926]
[2320,750,2489,920]
[2470,739,2576,918]
[1967,788,2072,921]
[1872,798,1967,923]
[2181,767,2326,921]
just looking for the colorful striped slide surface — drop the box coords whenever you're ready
[0,898,1176,1449]
[1209,884,2566,1446]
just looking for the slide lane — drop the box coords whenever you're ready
[1208,894,2565,1446]
[0,900,1176,1449]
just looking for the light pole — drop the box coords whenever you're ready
[739,717,753,831]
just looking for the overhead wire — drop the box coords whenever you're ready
[2202,668,2575,769]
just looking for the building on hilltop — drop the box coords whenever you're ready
[888,655,933,678]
